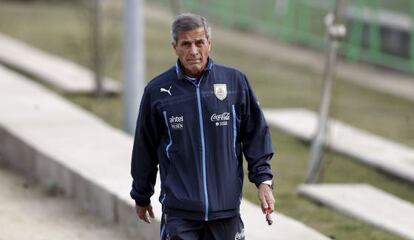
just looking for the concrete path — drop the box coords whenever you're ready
[240,200,329,239]
[263,108,414,183]
[0,33,120,94]
[299,184,414,240]
[0,65,330,240]
[0,165,134,240]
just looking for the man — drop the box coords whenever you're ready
[130,13,275,239]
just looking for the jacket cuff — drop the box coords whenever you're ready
[134,198,151,207]
[254,174,273,188]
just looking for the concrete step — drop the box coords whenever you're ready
[0,65,330,240]
[264,108,414,183]
[0,165,134,240]
[299,184,414,240]
[0,33,120,94]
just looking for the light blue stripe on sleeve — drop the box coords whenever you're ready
[163,111,173,159]
[232,104,237,158]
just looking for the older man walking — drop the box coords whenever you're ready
[130,13,275,240]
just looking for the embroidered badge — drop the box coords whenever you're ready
[214,84,227,101]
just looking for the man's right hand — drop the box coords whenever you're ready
[135,203,155,224]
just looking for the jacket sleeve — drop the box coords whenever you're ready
[240,75,274,186]
[130,87,161,206]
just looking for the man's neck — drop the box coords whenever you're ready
[183,67,204,79]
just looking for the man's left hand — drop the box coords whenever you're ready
[258,183,275,214]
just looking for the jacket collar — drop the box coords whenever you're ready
[175,58,214,81]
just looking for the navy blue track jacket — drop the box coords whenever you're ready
[130,58,274,221]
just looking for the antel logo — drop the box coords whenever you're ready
[169,115,184,130]
[169,116,184,123]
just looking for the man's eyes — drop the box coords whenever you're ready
[182,42,191,47]
[195,40,205,46]
[180,40,205,48]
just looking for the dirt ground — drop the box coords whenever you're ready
[0,164,135,240]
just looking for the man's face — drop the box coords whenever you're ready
[172,27,211,78]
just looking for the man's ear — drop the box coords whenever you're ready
[171,41,178,56]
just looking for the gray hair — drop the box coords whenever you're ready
[171,13,212,42]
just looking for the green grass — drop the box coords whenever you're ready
[1,2,413,239]
[379,0,411,13]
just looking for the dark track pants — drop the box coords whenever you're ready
[160,214,245,240]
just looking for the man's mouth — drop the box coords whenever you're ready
[187,59,201,64]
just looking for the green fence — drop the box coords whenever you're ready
[147,0,414,74]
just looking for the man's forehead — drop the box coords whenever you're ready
[177,28,208,41]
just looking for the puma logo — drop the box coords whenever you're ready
[160,86,172,96]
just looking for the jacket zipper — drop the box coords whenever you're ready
[196,77,209,221]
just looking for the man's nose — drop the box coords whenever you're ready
[189,44,198,55]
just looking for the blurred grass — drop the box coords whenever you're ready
[0,1,413,239]
[379,0,411,13]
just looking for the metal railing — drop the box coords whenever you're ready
[148,0,414,74]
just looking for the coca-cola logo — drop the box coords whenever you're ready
[211,112,230,122]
